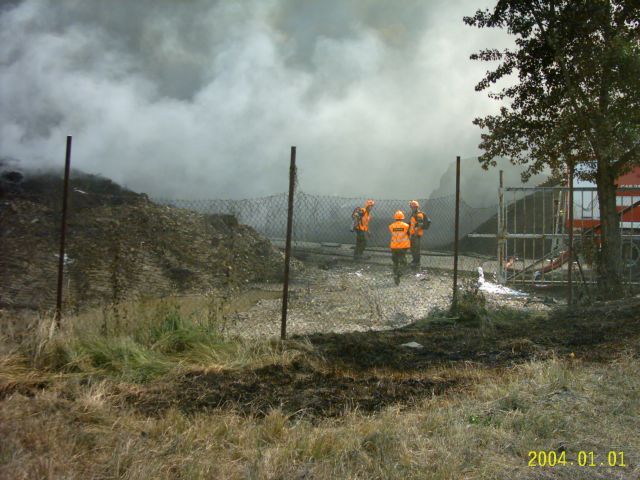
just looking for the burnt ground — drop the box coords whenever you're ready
[125,295,640,420]
[129,360,461,419]
[305,297,640,371]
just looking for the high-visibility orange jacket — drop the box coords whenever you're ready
[389,221,410,249]
[353,207,371,232]
[409,211,427,237]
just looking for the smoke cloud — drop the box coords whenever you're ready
[0,0,515,200]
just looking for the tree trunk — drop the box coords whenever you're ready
[595,165,623,298]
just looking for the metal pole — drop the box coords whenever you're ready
[452,156,461,313]
[497,170,505,283]
[532,188,537,278]
[512,191,516,280]
[568,161,574,305]
[280,146,296,340]
[542,187,546,282]
[55,135,72,327]
[523,192,527,279]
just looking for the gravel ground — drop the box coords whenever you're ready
[223,256,555,339]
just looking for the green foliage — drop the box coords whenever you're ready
[465,0,640,292]
[465,0,640,181]
[35,304,231,382]
[76,337,171,382]
[454,281,488,323]
[144,305,227,356]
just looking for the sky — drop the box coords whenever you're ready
[0,0,517,200]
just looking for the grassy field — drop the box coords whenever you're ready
[1,295,639,479]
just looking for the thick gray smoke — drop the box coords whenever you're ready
[0,0,515,200]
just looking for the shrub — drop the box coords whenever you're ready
[454,280,487,323]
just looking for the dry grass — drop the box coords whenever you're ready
[1,302,639,479]
[2,298,307,385]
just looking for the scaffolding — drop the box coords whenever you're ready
[471,180,640,287]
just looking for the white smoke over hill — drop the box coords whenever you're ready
[0,0,514,200]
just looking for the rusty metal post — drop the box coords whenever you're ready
[280,146,296,340]
[567,161,574,305]
[55,135,72,327]
[452,156,461,314]
[497,170,505,283]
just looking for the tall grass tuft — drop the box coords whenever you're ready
[13,298,306,383]
[455,280,488,323]
[21,302,229,381]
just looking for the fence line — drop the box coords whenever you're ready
[3,184,500,313]
[154,191,498,252]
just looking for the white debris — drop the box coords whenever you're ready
[73,188,88,194]
[477,267,527,297]
[53,253,74,265]
[400,341,424,349]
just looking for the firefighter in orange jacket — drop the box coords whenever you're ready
[352,199,375,260]
[389,210,411,285]
[408,200,431,270]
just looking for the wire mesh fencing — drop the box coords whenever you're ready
[3,145,518,327]
[3,189,498,318]
[6,153,640,330]
[156,192,498,275]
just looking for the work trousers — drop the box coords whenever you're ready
[391,249,408,283]
[354,230,367,259]
[410,235,422,267]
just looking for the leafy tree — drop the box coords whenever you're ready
[465,0,640,296]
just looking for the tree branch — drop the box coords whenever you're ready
[612,141,640,172]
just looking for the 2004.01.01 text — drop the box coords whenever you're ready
[528,450,628,468]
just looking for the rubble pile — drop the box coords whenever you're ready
[0,169,288,311]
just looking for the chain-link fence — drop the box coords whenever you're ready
[158,192,496,250]
[156,192,498,274]
[6,159,639,341]
[2,158,501,329]
[6,152,640,348]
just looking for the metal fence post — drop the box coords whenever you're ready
[568,161,574,305]
[55,135,72,327]
[452,156,461,314]
[281,146,296,340]
[497,170,505,283]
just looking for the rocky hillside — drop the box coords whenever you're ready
[1,168,289,311]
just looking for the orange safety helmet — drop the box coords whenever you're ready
[394,210,405,220]
[365,199,375,207]
[409,200,420,208]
